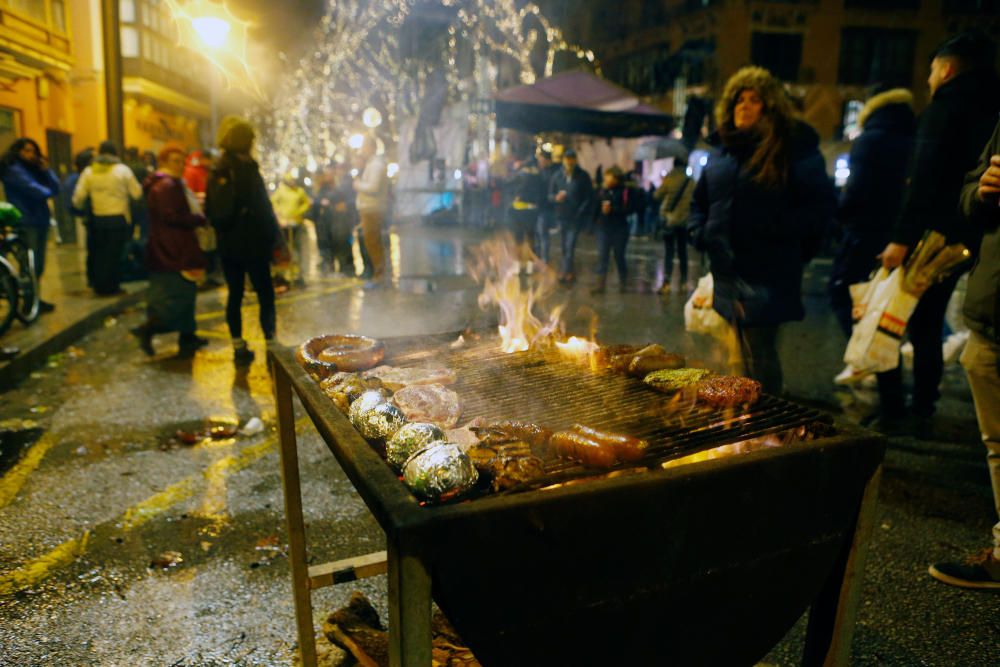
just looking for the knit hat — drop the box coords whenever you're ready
[217,115,256,153]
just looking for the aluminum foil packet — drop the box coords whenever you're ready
[386,422,445,472]
[402,442,479,502]
[349,389,392,427]
[355,402,407,441]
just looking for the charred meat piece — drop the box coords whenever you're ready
[627,350,686,378]
[594,344,644,371]
[695,375,763,409]
[465,441,544,491]
[391,383,462,429]
[471,420,552,452]
[644,368,714,393]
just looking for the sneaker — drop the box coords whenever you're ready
[657,282,672,295]
[129,326,155,357]
[234,346,255,366]
[834,365,872,387]
[178,334,209,355]
[942,331,969,365]
[929,548,1000,590]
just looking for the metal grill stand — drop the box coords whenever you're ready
[269,340,884,667]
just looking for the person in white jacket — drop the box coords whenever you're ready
[72,141,142,295]
[353,135,388,287]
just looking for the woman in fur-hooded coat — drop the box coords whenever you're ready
[688,66,835,393]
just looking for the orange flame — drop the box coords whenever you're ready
[468,234,563,354]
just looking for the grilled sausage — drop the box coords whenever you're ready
[626,352,686,378]
[551,431,617,469]
[570,424,649,462]
[473,420,552,449]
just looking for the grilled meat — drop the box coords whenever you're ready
[570,424,648,462]
[627,351,686,378]
[362,365,457,391]
[695,376,763,409]
[391,384,462,429]
[466,441,544,491]
[551,430,618,469]
[471,420,552,453]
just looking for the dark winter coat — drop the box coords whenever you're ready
[510,159,547,209]
[596,184,632,227]
[960,120,1000,344]
[549,165,594,225]
[311,182,352,236]
[832,89,916,287]
[144,172,206,273]
[689,122,836,326]
[1,160,59,228]
[892,68,1000,253]
[205,151,279,262]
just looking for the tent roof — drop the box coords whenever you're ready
[494,71,673,138]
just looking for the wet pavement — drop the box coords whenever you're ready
[0,224,997,666]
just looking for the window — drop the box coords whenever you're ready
[838,28,917,87]
[51,0,66,32]
[844,0,919,8]
[120,0,136,23]
[6,0,46,23]
[142,31,151,60]
[751,32,803,82]
[943,0,999,10]
[121,26,140,58]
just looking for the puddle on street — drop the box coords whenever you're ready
[0,427,42,476]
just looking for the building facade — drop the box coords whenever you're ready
[550,0,1000,140]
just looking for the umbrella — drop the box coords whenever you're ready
[633,138,688,163]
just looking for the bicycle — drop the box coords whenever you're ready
[0,254,16,336]
[0,203,40,331]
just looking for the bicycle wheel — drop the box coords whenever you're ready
[2,238,39,324]
[0,261,17,336]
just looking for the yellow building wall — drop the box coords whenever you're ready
[0,74,74,154]
[123,98,201,152]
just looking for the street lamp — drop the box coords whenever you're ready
[190,14,232,147]
[362,107,382,129]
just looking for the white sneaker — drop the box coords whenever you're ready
[834,365,872,386]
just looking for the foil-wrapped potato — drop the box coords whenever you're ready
[355,402,407,441]
[349,389,393,425]
[386,422,445,472]
[402,442,479,502]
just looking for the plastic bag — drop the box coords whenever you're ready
[844,268,919,373]
[685,274,741,370]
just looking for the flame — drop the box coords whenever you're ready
[468,234,563,354]
[555,336,599,359]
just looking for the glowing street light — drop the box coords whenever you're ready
[348,133,365,150]
[191,16,231,49]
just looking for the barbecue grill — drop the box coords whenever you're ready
[269,332,885,667]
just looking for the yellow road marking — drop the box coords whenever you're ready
[196,281,359,322]
[0,432,59,510]
[0,417,308,596]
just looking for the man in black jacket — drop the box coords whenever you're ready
[548,149,593,285]
[928,121,1000,590]
[877,32,1000,421]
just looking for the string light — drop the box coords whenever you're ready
[253,0,599,181]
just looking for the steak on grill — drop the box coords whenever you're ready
[391,383,462,428]
[695,376,763,409]
[362,365,457,391]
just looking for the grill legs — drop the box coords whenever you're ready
[388,539,433,667]
[802,465,883,667]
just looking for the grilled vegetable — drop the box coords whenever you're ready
[644,368,714,393]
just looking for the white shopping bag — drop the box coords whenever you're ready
[685,274,741,368]
[844,268,919,374]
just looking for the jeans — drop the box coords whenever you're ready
[960,331,1000,559]
[316,220,353,274]
[558,219,582,276]
[536,210,554,262]
[511,208,536,252]
[221,256,276,340]
[877,271,962,416]
[739,324,783,395]
[662,225,689,284]
[595,223,628,281]
[90,215,131,295]
[20,225,49,279]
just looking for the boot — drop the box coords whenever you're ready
[129,323,155,357]
[590,276,606,296]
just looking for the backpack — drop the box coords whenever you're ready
[205,163,240,229]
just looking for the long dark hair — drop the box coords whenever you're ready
[0,137,43,177]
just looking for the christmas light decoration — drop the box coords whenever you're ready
[253,0,598,181]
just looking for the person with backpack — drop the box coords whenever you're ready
[654,160,695,294]
[205,116,280,366]
[688,66,835,394]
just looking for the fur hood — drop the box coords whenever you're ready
[714,66,795,131]
[858,88,913,129]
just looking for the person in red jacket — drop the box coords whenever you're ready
[183,149,210,198]
[130,144,209,357]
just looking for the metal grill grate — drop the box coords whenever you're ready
[382,334,832,495]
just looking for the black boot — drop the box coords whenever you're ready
[129,323,155,357]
